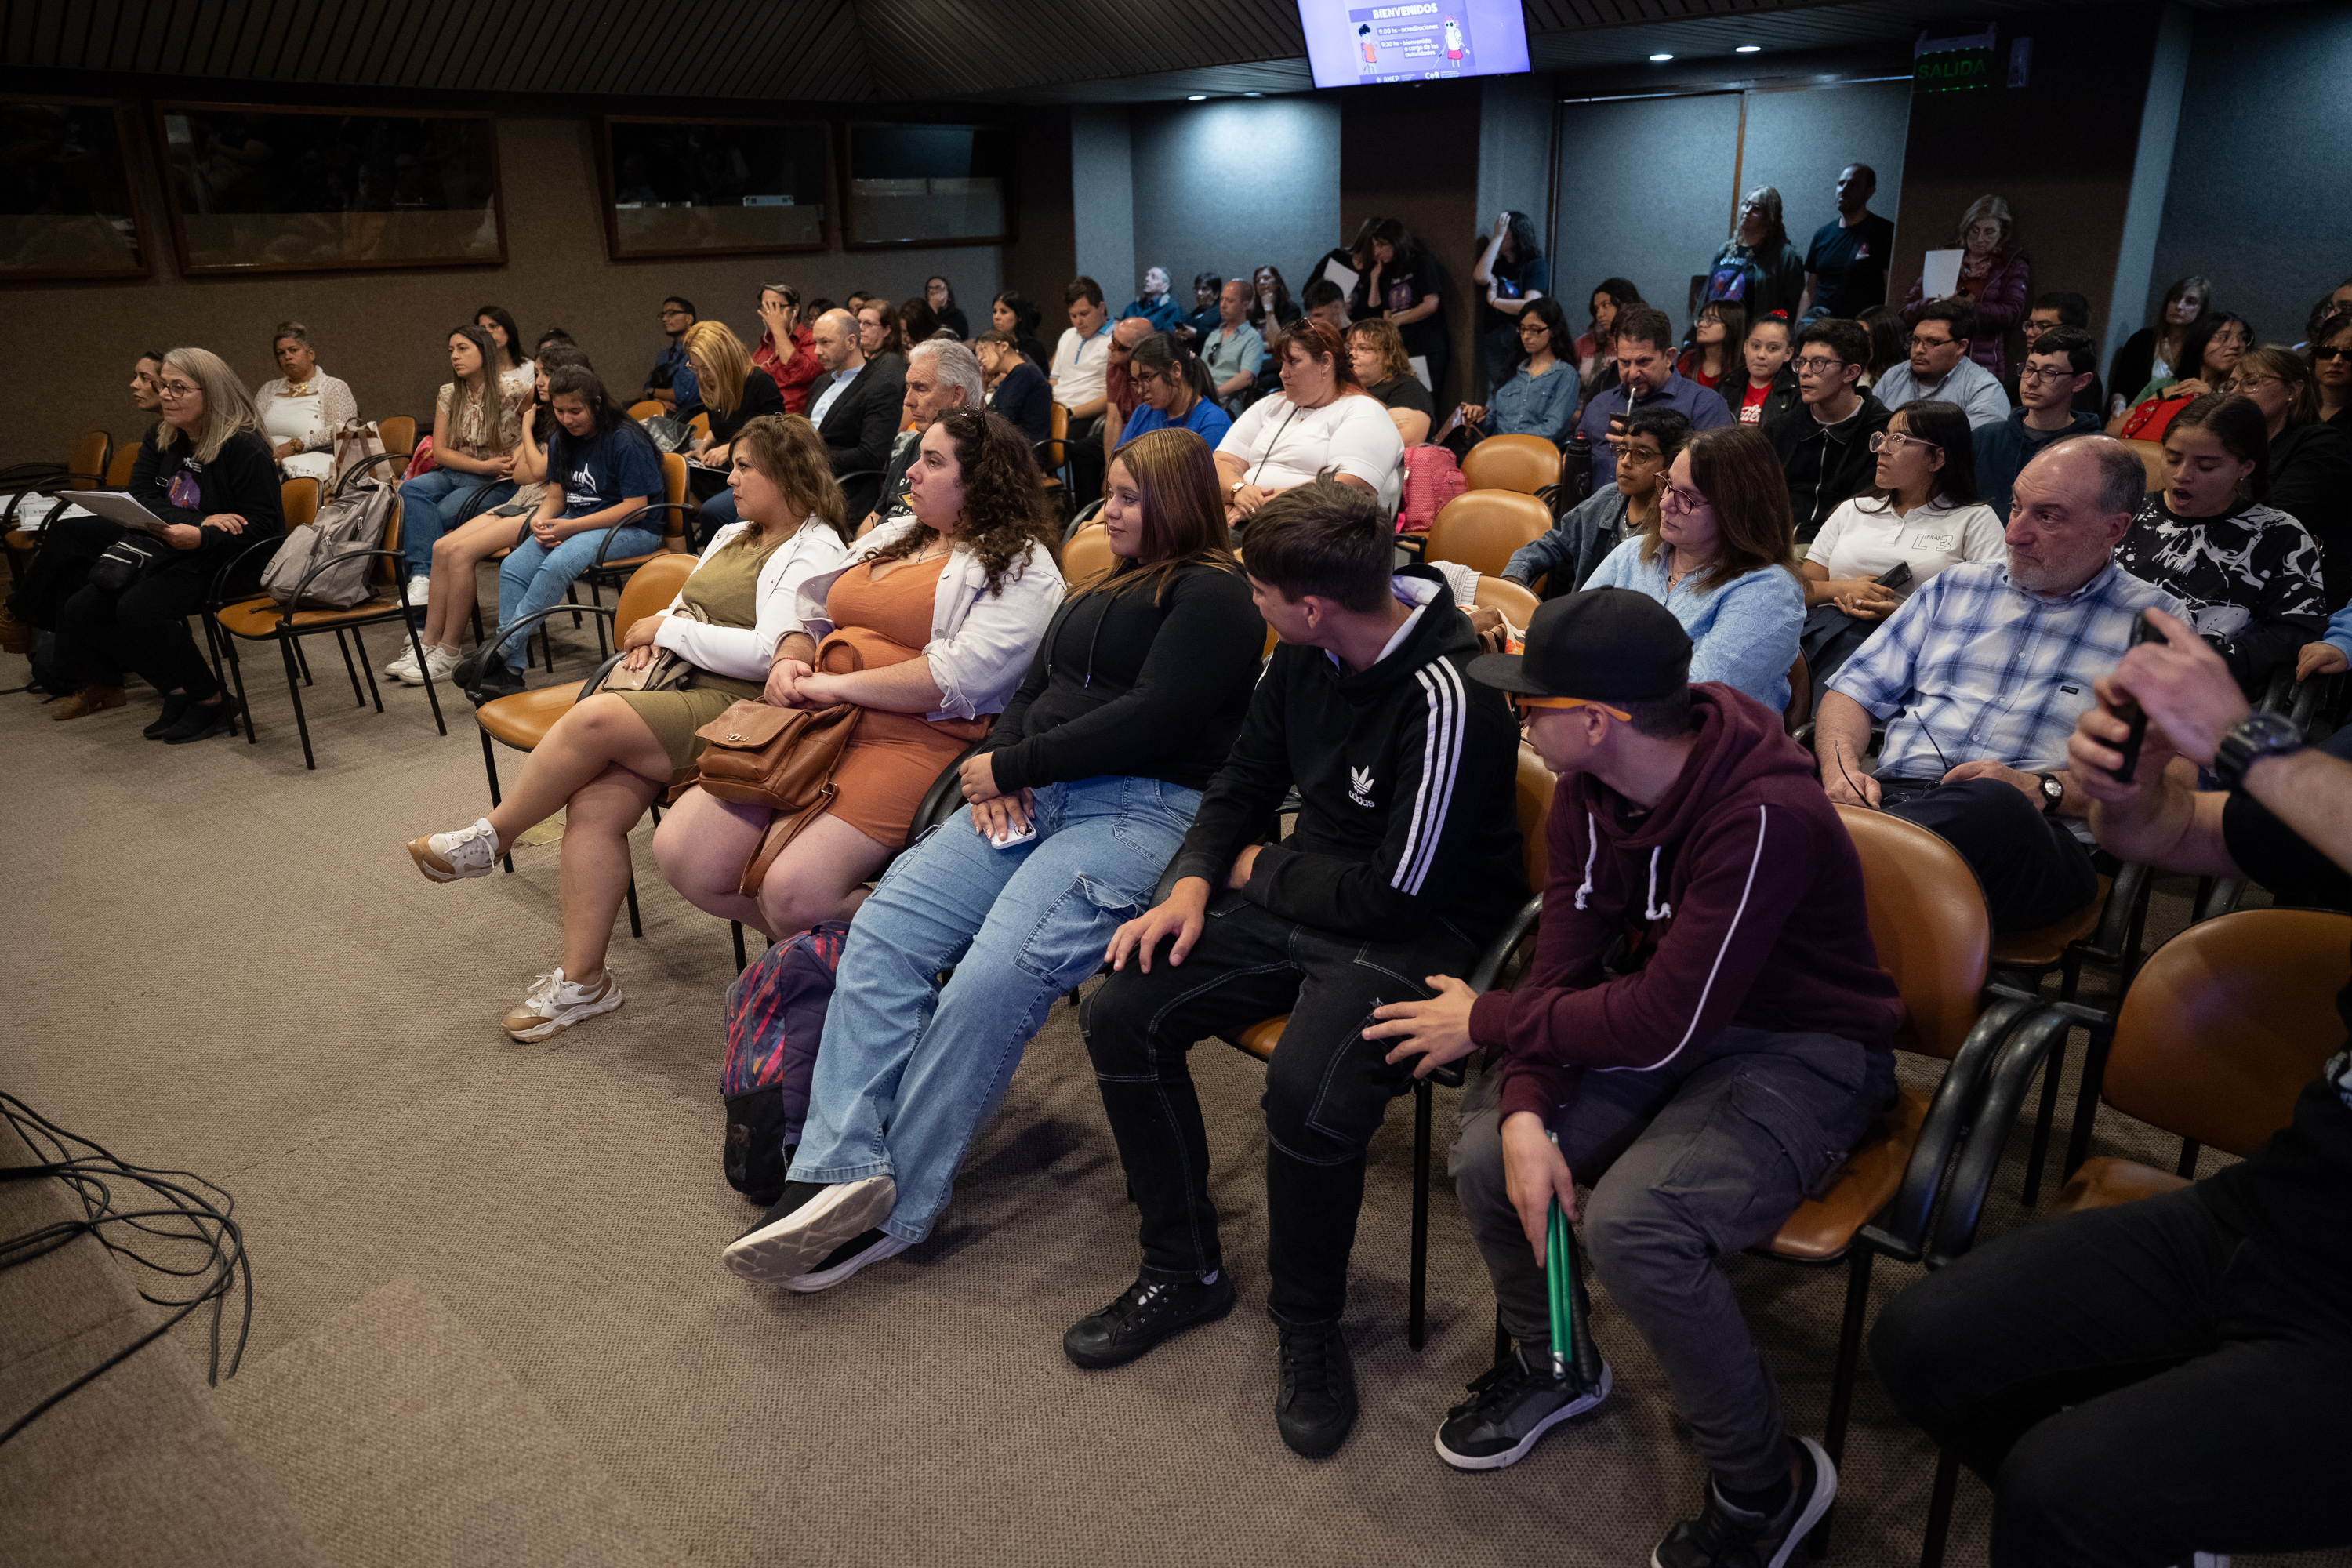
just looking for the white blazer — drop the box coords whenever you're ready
[648,517,851,681]
[790,515,1064,722]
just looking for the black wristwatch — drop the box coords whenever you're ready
[2212,711,2304,792]
[2035,771,2065,816]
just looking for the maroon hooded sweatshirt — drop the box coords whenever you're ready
[1469,684,1905,1123]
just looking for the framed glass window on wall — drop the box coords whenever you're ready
[598,118,831,260]
[0,97,149,282]
[844,123,1014,249]
[152,104,504,275]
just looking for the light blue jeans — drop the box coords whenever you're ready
[493,526,659,670]
[397,468,513,580]
[791,774,1203,1243]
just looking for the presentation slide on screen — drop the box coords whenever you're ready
[1298,0,1531,87]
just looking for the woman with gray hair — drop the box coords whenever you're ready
[1899,194,2031,379]
[49,347,285,739]
[1700,187,1806,322]
[252,321,358,484]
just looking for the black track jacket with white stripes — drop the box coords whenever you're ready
[1166,568,1526,941]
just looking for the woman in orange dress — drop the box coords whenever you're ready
[655,409,1064,937]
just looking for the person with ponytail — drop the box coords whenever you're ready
[1112,333,1232,448]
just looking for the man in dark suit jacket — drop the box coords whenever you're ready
[806,309,905,521]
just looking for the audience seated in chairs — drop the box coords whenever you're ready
[1345,318,1433,448]
[896,296,941,352]
[1067,477,1526,1458]
[1574,276,1642,387]
[2113,392,2325,693]
[753,284,822,416]
[398,324,526,608]
[856,299,909,380]
[2107,274,2211,421]
[1503,408,1690,598]
[1724,310,1798,427]
[1051,278,1116,505]
[1802,399,2005,685]
[1101,316,1156,476]
[1217,320,1406,526]
[1120,266,1180,335]
[924,276,969,342]
[1203,280,1265,416]
[1457,296,1581,445]
[405,416,852,1043]
[1301,278,1349,336]
[253,321,357,485]
[975,330,1051,447]
[991,290,1050,372]
[457,365,664,702]
[1173,270,1223,348]
[1857,304,1907,392]
[1675,299,1744,394]
[1867,299,2011,430]
[1113,334,1232,448]
[806,308,906,522]
[1872,612,2352,1566]
[1975,325,2101,517]
[53,347,285,739]
[2311,307,2352,432]
[644,296,697,411]
[2,350,165,664]
[2228,343,2352,608]
[1419,587,1897,1566]
[1573,306,1732,492]
[1762,318,1894,542]
[2111,311,2252,441]
[1247,264,1301,342]
[2013,292,2106,416]
[718,427,1265,1295]
[862,337,984,535]
[653,409,1062,940]
[1582,424,1804,711]
[1817,435,2183,932]
[682,321,786,534]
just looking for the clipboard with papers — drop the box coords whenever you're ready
[53,491,176,534]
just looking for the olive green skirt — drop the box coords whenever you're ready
[612,671,768,773]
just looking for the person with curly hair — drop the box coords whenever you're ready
[655,409,1065,939]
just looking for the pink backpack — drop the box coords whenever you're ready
[1396,445,1465,533]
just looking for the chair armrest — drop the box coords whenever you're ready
[592,502,699,567]
[274,546,408,619]
[477,601,618,668]
[1855,992,2040,1264]
[576,651,630,700]
[909,739,991,840]
[2077,859,2151,965]
[1922,1000,2107,1266]
[335,450,410,496]
[2257,665,2294,715]
[206,534,289,605]
[2290,673,2336,733]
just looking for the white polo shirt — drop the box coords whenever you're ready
[1051,323,1113,408]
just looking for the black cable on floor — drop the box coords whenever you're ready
[0,1091,253,1448]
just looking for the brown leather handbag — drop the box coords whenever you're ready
[690,647,865,896]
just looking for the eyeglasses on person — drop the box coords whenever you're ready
[1869,430,1942,455]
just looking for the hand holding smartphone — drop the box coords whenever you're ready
[2107,612,2162,782]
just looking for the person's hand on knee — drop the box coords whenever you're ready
[1365,975,1478,1079]
[1105,877,1209,973]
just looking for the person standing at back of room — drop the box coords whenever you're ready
[1799,164,1894,321]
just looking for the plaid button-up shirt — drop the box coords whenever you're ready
[1829,558,2183,781]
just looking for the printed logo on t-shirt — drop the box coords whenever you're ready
[1348,765,1377,808]
[565,463,599,511]
[1854,243,1871,260]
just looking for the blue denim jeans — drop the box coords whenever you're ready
[397,468,513,580]
[791,775,1203,1243]
[493,525,660,670]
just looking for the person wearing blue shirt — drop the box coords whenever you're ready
[1457,296,1581,444]
[470,365,666,700]
[1573,306,1734,489]
[1114,334,1234,449]
[646,296,698,411]
[1173,271,1224,348]
[1120,267,1181,336]
[1871,299,2011,430]
[1583,423,1804,711]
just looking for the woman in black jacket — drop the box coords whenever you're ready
[718,426,1267,1291]
[51,347,285,739]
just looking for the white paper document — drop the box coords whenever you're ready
[1320,257,1359,297]
[1408,354,1432,391]
[1921,249,1965,302]
[55,490,173,533]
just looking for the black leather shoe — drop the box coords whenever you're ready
[1063,1272,1237,1369]
[143,692,195,739]
[1274,1318,1357,1458]
[162,695,238,744]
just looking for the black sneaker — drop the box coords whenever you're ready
[785,1227,912,1294]
[161,695,238,744]
[1435,1341,1613,1470]
[1063,1272,1237,1369]
[1273,1317,1358,1459]
[1652,1437,1837,1568]
[143,692,194,739]
[467,660,525,706]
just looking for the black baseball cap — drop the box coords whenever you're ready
[1467,586,1692,702]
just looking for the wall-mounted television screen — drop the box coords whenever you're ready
[1298,0,1531,88]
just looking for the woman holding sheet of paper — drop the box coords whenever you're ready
[1897,195,2031,379]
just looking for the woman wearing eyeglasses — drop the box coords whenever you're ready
[1454,296,1581,444]
[1112,334,1232,448]
[2226,346,2352,609]
[2111,312,2254,441]
[1896,196,2031,379]
[1799,401,2004,683]
[1581,423,1804,711]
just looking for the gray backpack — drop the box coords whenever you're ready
[260,480,397,609]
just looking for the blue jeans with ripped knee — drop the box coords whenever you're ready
[789,774,1201,1243]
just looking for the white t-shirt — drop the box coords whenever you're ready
[1809,495,2005,594]
[1218,391,1406,513]
[1051,325,1112,408]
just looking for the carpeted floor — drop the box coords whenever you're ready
[4,626,2347,1567]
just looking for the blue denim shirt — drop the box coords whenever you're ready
[1584,536,1804,711]
[1486,360,1581,441]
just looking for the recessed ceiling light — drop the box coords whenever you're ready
[1649,52,1674,61]
[1243,91,1263,96]
[1187,94,1207,100]
[1735,43,1762,53]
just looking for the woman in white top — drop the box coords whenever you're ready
[403,414,853,1044]
[252,321,358,484]
[1215,318,1406,522]
[655,409,1065,941]
[1801,397,2004,681]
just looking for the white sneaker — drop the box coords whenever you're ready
[501,967,624,1044]
[405,574,431,608]
[384,646,423,684]
[422,645,463,683]
[406,817,502,881]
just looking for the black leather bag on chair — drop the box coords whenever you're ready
[87,534,171,593]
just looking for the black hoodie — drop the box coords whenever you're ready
[1167,568,1526,940]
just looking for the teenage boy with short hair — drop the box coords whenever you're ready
[1375,587,1900,1567]
[1070,477,1526,1459]
[1762,318,1892,539]
[1976,325,2101,517]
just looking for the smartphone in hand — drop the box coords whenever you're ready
[2107,612,2162,782]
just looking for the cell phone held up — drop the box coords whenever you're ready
[2107,612,2162,783]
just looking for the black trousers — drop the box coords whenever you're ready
[1878,776,2097,932]
[1067,412,1107,508]
[1080,890,1477,1325]
[1871,1183,2352,1566]
[7,512,129,630]
[53,563,217,698]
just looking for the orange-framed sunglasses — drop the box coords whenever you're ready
[1508,693,1632,721]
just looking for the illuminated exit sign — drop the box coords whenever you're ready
[1915,23,1997,91]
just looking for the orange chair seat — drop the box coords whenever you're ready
[477,682,588,749]
[1224,1017,1287,1060]
[1991,874,2111,970]
[215,593,405,637]
[2049,1156,2191,1216]
[1767,1083,1929,1263]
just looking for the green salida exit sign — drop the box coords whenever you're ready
[1915,24,1998,92]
